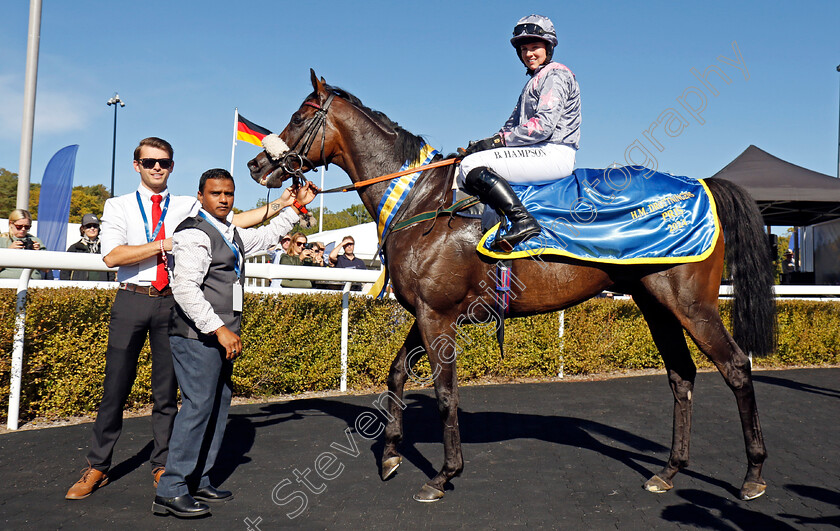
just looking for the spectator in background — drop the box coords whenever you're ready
[269,233,292,261]
[781,249,795,284]
[0,208,46,280]
[278,231,313,288]
[60,214,116,282]
[305,241,329,290]
[267,234,293,288]
[329,235,366,269]
[310,241,326,267]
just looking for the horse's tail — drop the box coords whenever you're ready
[704,177,776,356]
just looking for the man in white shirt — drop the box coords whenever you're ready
[152,168,315,517]
[66,137,297,500]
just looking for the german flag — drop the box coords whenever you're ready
[236,114,271,147]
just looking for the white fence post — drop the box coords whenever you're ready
[7,269,32,430]
[340,282,350,392]
[558,309,565,379]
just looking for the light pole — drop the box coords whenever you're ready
[107,92,125,197]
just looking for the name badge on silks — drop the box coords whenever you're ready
[232,283,243,312]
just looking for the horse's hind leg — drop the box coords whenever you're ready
[682,309,767,500]
[381,322,422,480]
[635,294,697,493]
[639,279,767,500]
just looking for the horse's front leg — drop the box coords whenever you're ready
[413,316,463,502]
[381,322,422,481]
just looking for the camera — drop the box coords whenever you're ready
[303,242,316,250]
[22,236,35,250]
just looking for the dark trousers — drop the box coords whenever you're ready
[156,335,233,497]
[86,289,178,471]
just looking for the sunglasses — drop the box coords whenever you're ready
[512,23,554,38]
[137,158,174,170]
[294,241,306,246]
[83,224,100,229]
[12,223,31,230]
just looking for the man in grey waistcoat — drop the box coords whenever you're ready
[152,168,317,518]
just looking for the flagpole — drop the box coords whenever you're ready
[230,107,238,176]
[319,166,325,231]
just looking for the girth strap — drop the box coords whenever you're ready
[389,196,480,235]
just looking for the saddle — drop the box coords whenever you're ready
[451,190,503,234]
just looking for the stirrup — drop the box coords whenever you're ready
[492,221,541,253]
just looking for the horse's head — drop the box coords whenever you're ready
[248,69,336,188]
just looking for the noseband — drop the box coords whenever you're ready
[270,93,335,186]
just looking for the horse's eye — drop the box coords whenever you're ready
[291,112,304,125]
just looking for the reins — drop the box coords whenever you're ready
[319,157,460,194]
[269,89,461,194]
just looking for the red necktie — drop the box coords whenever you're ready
[151,194,168,291]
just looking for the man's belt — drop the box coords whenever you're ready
[119,282,172,297]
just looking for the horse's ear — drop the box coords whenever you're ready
[310,69,326,99]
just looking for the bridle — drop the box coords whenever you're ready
[269,93,335,187]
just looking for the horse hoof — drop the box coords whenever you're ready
[740,480,767,501]
[643,475,673,493]
[412,484,444,503]
[381,456,402,481]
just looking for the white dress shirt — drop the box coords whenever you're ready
[170,206,299,334]
[100,185,199,285]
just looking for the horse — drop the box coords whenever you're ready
[248,70,775,503]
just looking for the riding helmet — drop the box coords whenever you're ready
[510,14,557,68]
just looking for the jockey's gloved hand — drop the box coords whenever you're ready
[461,133,504,157]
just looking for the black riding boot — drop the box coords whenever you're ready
[464,167,541,252]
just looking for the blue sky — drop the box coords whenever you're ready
[1,1,838,217]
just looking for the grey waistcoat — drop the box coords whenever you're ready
[169,215,245,340]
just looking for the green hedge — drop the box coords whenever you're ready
[1,288,838,421]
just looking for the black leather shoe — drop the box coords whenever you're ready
[194,485,234,502]
[152,494,210,518]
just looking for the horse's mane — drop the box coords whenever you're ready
[311,84,428,165]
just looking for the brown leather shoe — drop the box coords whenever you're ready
[65,466,109,500]
[153,467,165,489]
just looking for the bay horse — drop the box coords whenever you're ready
[248,70,775,503]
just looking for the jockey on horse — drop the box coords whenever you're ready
[458,14,581,252]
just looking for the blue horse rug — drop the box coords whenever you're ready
[477,166,720,264]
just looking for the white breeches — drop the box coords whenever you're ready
[457,143,576,188]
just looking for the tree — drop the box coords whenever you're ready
[0,168,42,218]
[0,168,22,218]
[297,204,373,236]
[251,197,374,236]
[68,185,110,223]
[1,167,108,222]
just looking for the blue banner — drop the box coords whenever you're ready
[37,145,78,275]
[478,166,719,264]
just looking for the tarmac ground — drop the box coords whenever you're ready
[1,368,838,530]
